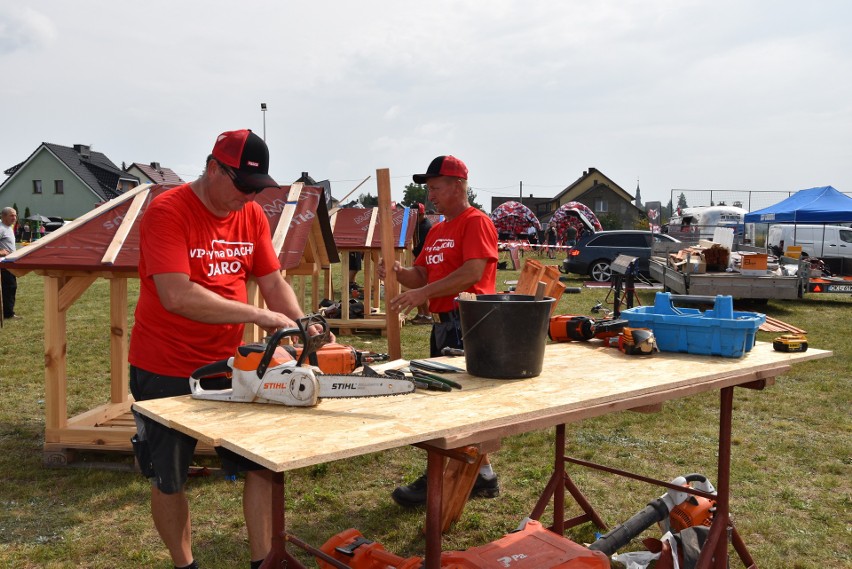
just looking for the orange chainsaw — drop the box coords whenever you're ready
[189,315,414,407]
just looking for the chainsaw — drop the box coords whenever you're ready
[189,315,415,407]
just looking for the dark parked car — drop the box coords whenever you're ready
[44,216,66,233]
[560,230,681,281]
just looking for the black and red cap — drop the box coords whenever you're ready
[412,155,468,184]
[211,129,279,192]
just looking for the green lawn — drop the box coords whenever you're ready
[0,258,849,568]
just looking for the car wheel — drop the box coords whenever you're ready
[589,260,612,282]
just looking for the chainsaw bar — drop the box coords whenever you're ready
[316,374,416,398]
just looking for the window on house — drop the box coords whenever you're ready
[594,198,608,213]
[54,180,64,194]
[33,180,43,194]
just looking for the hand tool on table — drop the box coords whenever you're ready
[410,369,462,390]
[385,368,452,392]
[549,315,628,342]
[616,327,658,355]
[441,347,465,357]
[409,359,465,374]
[189,315,415,407]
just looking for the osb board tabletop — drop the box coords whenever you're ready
[133,342,829,472]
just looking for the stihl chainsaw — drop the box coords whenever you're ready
[189,315,415,407]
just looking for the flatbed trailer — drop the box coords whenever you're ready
[648,256,809,300]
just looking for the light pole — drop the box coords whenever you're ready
[260,102,267,141]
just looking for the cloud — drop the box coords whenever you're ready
[0,7,56,55]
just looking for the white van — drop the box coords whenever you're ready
[767,224,852,274]
[666,206,748,241]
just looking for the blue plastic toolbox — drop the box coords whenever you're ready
[621,292,765,358]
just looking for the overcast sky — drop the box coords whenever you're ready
[1,1,850,208]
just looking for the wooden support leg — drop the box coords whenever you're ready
[440,449,485,532]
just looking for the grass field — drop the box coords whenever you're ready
[0,257,849,568]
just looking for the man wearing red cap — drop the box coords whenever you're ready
[379,155,500,507]
[129,129,324,569]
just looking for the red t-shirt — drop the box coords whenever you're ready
[129,184,281,377]
[414,206,498,313]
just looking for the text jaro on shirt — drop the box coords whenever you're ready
[425,238,454,265]
[190,240,256,277]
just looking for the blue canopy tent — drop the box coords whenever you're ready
[744,186,852,224]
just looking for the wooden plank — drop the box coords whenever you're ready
[109,277,130,404]
[66,400,135,428]
[364,207,379,246]
[43,276,68,437]
[101,188,150,265]
[57,275,97,312]
[516,259,545,295]
[271,183,303,255]
[376,169,401,360]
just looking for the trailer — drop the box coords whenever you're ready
[648,242,809,300]
[649,258,808,300]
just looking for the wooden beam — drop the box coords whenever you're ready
[44,276,69,437]
[101,187,151,265]
[271,183,303,255]
[57,275,97,312]
[376,168,401,360]
[364,207,379,246]
[109,277,129,404]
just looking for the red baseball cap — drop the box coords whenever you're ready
[413,155,468,184]
[211,129,280,192]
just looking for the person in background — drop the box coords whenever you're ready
[545,225,558,259]
[1,207,20,319]
[410,202,434,325]
[378,155,500,507]
[129,129,328,569]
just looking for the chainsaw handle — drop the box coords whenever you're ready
[256,314,330,378]
[190,359,232,381]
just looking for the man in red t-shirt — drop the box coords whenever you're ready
[129,129,322,569]
[378,155,500,508]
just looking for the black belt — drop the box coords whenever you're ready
[430,311,458,323]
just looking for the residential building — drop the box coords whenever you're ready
[490,167,644,229]
[125,162,183,186]
[0,143,139,219]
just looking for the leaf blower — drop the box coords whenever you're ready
[588,473,716,556]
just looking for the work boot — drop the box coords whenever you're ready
[391,473,500,508]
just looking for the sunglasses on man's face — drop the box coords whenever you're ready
[217,161,263,195]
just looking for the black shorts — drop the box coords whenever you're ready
[349,251,363,271]
[130,366,265,494]
[429,315,463,358]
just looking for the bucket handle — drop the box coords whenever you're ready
[460,307,497,340]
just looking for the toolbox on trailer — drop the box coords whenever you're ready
[621,292,765,358]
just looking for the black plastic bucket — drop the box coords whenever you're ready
[458,294,555,379]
